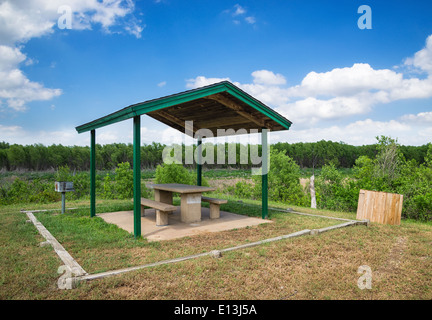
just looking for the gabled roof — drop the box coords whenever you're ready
[75,81,292,137]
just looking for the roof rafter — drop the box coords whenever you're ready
[204,93,274,130]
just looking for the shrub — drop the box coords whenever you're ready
[56,165,72,181]
[71,172,90,199]
[155,162,209,186]
[251,150,307,206]
[101,162,148,200]
[102,173,115,199]
[5,178,30,204]
[115,162,134,200]
[316,163,359,212]
[233,180,256,199]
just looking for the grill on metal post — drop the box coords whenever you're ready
[54,181,74,214]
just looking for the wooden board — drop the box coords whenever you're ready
[356,189,403,225]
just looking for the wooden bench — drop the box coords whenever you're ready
[140,198,177,226]
[201,197,227,219]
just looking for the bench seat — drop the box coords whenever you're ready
[201,197,227,219]
[140,198,177,226]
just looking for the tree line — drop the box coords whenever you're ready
[0,140,430,171]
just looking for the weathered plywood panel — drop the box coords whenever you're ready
[356,189,403,225]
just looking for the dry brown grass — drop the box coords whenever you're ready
[1,201,431,300]
[54,221,431,300]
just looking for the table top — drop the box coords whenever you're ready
[149,183,215,194]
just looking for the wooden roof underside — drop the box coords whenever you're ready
[75,81,292,137]
[147,92,287,137]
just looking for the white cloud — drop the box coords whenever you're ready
[226,4,257,25]
[0,124,87,146]
[157,81,167,87]
[245,16,256,24]
[125,21,145,39]
[233,4,246,16]
[0,0,142,44]
[400,111,432,124]
[252,70,286,86]
[275,95,372,126]
[0,0,143,112]
[292,63,404,97]
[188,33,432,127]
[404,34,432,74]
[186,76,231,89]
[184,34,432,145]
[0,0,55,45]
[0,45,62,111]
[274,118,414,146]
[0,119,165,146]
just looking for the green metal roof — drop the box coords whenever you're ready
[75,81,292,136]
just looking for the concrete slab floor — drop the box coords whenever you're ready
[97,207,272,241]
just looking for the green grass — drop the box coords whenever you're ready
[1,197,431,299]
[31,197,342,274]
[1,168,431,300]
[202,168,252,179]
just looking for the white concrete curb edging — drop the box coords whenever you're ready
[24,211,88,289]
[24,209,369,290]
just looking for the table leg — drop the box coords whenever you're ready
[180,193,202,223]
[154,189,173,217]
[155,190,173,204]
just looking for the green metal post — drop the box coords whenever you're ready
[133,116,141,238]
[90,129,96,218]
[61,192,66,214]
[197,137,202,186]
[261,128,268,219]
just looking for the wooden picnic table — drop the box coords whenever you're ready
[149,183,215,223]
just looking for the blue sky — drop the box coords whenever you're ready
[1,0,432,147]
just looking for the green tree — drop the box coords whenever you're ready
[373,136,404,190]
[425,143,432,167]
[353,155,374,190]
[7,144,26,169]
[254,150,307,206]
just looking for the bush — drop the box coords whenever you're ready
[115,162,134,200]
[5,178,31,204]
[155,163,209,186]
[233,180,256,199]
[71,172,90,199]
[55,165,72,182]
[316,163,359,212]
[250,150,307,206]
[102,173,115,199]
[101,162,149,200]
